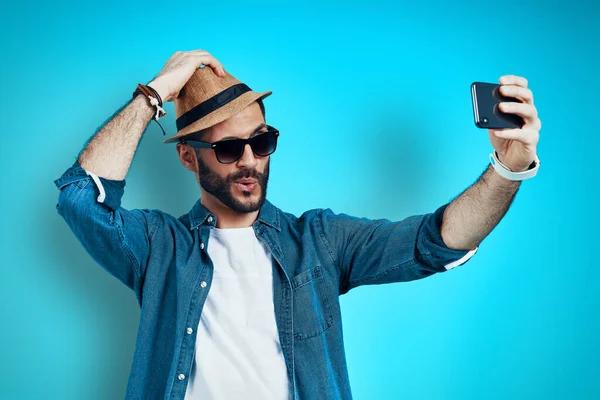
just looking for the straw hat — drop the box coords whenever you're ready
[163,67,272,143]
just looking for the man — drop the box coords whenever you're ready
[55,50,541,399]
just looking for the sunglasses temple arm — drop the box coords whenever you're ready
[181,141,213,149]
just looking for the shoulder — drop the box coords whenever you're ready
[275,205,361,233]
[126,208,195,239]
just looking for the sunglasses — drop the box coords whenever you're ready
[181,126,279,164]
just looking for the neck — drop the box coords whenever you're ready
[200,193,259,229]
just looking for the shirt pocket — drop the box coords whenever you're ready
[290,265,334,340]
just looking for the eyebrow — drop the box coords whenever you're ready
[221,123,267,141]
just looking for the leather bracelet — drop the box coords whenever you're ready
[145,85,163,107]
[133,84,166,120]
[132,83,167,135]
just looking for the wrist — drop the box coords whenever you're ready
[132,83,168,135]
[132,93,156,114]
[495,151,537,173]
[490,152,540,181]
[147,79,170,103]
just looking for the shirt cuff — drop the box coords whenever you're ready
[54,162,126,211]
[444,247,477,270]
[418,203,478,271]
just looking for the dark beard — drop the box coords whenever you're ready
[196,154,270,213]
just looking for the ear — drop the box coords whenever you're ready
[176,143,198,172]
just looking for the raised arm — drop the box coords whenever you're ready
[322,77,540,294]
[55,50,225,298]
[441,75,541,250]
[79,50,225,180]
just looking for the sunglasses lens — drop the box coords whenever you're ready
[211,130,278,163]
[214,140,244,164]
[251,131,278,156]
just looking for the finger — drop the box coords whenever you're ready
[165,50,196,66]
[187,49,209,56]
[193,54,225,77]
[499,75,528,88]
[172,51,211,68]
[166,51,183,61]
[493,128,539,145]
[499,85,534,104]
[171,50,208,56]
[498,101,538,121]
[189,53,220,66]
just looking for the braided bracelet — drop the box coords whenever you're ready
[133,84,166,119]
[133,84,167,135]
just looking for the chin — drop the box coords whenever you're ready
[234,185,259,198]
[226,184,266,213]
[230,197,263,214]
[238,192,260,204]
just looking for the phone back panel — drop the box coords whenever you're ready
[471,82,524,129]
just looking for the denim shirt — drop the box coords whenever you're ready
[54,162,476,399]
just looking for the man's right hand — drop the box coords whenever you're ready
[148,50,225,103]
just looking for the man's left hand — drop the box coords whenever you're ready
[488,75,541,172]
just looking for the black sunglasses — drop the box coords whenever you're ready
[181,126,279,164]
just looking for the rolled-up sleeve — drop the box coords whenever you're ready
[318,204,477,294]
[54,162,155,302]
[417,204,477,271]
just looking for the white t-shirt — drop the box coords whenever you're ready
[184,227,289,399]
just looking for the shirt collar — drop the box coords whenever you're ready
[188,199,280,231]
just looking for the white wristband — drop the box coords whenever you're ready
[489,152,540,181]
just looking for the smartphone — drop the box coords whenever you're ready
[471,82,524,129]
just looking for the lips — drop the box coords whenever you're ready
[236,178,257,184]
[234,178,257,192]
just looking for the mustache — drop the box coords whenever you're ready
[226,168,264,183]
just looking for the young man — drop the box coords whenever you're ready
[55,50,541,399]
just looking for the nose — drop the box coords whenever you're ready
[236,143,258,169]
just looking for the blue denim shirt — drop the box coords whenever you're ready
[55,162,476,399]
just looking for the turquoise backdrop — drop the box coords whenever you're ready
[1,0,598,398]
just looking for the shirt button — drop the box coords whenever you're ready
[186,327,193,335]
[178,374,185,381]
[200,242,205,250]
[200,281,207,288]
[207,216,214,223]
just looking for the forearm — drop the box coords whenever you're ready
[78,94,154,180]
[440,165,520,250]
[77,50,227,180]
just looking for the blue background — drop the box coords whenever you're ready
[1,0,598,398]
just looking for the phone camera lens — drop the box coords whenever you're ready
[482,117,488,124]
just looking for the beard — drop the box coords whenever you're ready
[196,154,270,214]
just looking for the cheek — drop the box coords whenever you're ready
[214,164,238,180]
[256,157,270,173]
[199,151,219,169]
[197,152,230,177]
[201,149,218,165]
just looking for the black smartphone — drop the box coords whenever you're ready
[471,82,523,129]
